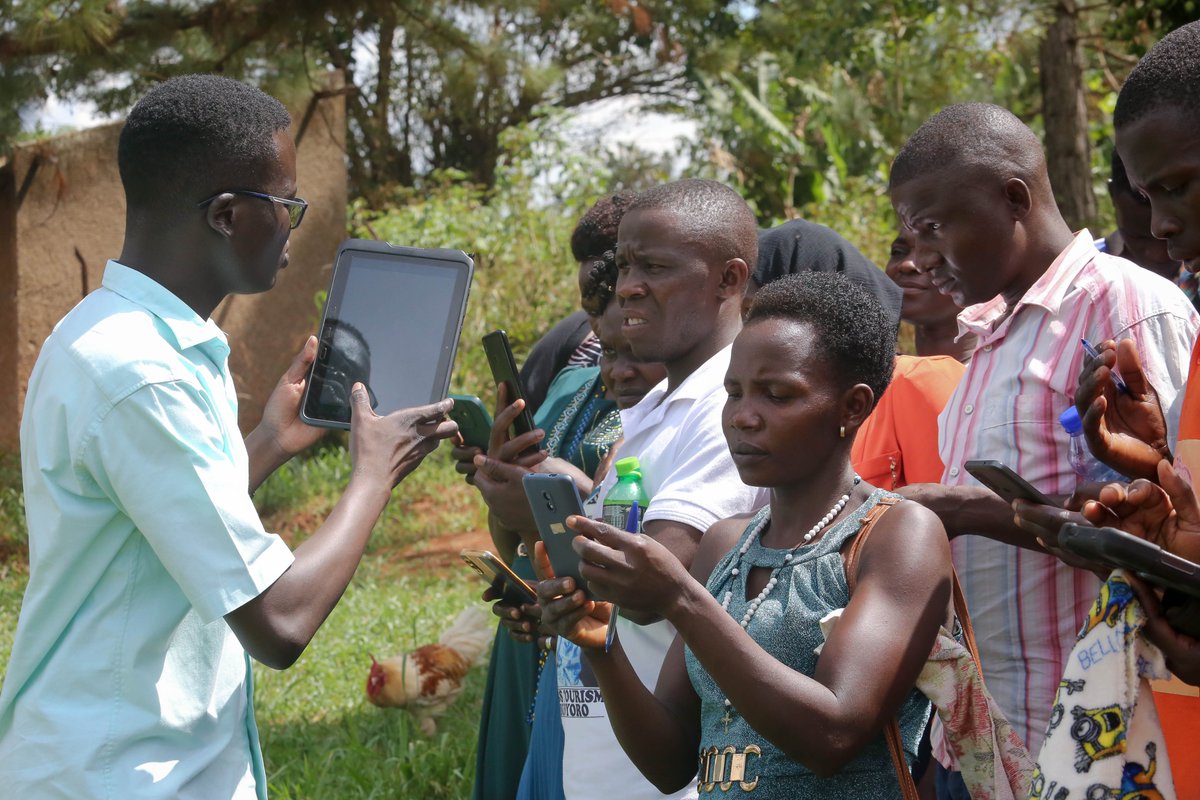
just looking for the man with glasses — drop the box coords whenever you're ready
[198,189,309,230]
[0,75,458,799]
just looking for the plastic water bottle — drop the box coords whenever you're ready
[602,457,649,532]
[1059,406,1126,483]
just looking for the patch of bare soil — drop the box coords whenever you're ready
[388,527,494,574]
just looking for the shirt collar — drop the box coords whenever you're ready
[101,260,230,356]
[626,344,732,420]
[957,230,1096,339]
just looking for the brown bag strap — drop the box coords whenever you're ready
[845,495,901,594]
[885,720,920,800]
[951,567,984,677]
[847,498,983,671]
[844,495,919,800]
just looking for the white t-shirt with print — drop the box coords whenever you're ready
[558,344,769,800]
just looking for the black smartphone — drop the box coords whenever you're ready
[1059,524,1200,638]
[482,329,536,438]
[523,473,589,595]
[460,548,537,605]
[964,459,1056,507]
[1058,524,1200,598]
[449,394,493,450]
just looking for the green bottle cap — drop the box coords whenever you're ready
[615,456,642,480]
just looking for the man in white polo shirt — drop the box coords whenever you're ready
[549,179,770,800]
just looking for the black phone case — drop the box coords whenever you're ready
[482,330,536,437]
[448,394,493,450]
[1059,524,1200,596]
[964,459,1056,507]
[523,473,588,595]
[1059,524,1200,639]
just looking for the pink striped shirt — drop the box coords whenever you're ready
[936,231,1198,755]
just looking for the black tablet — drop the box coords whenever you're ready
[301,240,474,430]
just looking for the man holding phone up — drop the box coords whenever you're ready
[0,76,457,798]
[887,103,1198,794]
[504,179,770,800]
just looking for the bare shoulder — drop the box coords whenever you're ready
[690,512,759,583]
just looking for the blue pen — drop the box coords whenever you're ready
[1080,338,1130,395]
[604,499,640,653]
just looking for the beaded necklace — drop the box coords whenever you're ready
[715,475,861,731]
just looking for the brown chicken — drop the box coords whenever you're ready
[365,605,494,735]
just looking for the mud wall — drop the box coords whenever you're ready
[0,81,347,449]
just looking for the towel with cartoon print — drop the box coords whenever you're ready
[1029,570,1176,800]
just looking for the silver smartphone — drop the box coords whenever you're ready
[523,473,589,595]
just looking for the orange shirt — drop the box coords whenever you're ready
[852,354,965,490]
[1161,335,1200,798]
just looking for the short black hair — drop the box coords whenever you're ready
[889,102,1046,191]
[746,271,896,408]
[571,192,635,263]
[628,179,759,266]
[1114,21,1200,130]
[118,74,292,211]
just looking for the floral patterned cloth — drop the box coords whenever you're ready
[918,626,1034,800]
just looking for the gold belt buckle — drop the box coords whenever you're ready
[698,744,761,792]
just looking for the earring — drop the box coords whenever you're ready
[839,425,846,439]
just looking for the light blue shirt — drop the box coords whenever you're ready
[0,261,295,798]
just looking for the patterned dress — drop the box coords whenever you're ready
[684,487,930,798]
[473,366,618,800]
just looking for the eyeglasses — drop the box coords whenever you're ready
[197,190,309,229]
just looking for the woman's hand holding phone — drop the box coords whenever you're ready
[565,515,693,618]
[533,540,612,651]
[485,384,546,465]
[482,582,547,646]
[468,384,549,528]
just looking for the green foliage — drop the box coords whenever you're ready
[347,113,671,401]
[0,453,28,663]
[1104,0,1199,52]
[695,1,1042,223]
[1,0,726,192]
[0,453,27,565]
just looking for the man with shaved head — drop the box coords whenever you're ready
[889,103,1198,795]
[536,177,769,799]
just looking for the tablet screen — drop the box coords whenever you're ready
[303,244,473,428]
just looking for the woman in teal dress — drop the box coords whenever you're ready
[465,358,617,800]
[538,272,957,797]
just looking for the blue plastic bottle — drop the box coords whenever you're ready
[1059,406,1125,483]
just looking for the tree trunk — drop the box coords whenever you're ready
[1039,0,1097,231]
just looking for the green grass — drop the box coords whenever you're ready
[0,444,494,799]
[255,562,488,799]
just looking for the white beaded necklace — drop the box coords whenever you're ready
[720,474,861,627]
[715,475,861,730]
